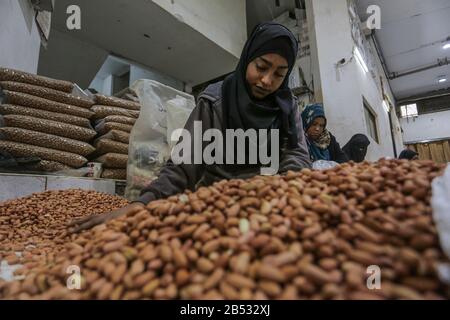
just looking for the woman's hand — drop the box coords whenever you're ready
[68,202,145,233]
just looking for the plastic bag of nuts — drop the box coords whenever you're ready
[95,122,133,135]
[101,168,127,180]
[0,104,92,128]
[0,81,93,109]
[98,130,130,144]
[0,67,74,93]
[102,115,136,126]
[95,153,128,168]
[95,94,141,111]
[28,160,73,172]
[3,90,94,119]
[2,115,97,142]
[0,140,88,167]
[91,105,139,120]
[93,138,129,156]
[0,127,95,157]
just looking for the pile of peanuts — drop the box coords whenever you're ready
[0,159,449,300]
[0,190,129,266]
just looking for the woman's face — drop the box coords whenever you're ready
[246,53,289,99]
[306,117,326,141]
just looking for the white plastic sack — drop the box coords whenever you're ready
[431,164,450,284]
[125,80,195,201]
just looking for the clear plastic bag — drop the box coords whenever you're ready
[312,160,340,171]
[125,79,195,201]
[431,164,450,284]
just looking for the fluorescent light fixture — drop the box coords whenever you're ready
[354,47,369,73]
[443,43,450,50]
[382,100,390,113]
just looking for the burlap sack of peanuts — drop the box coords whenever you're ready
[91,105,139,120]
[0,81,93,108]
[0,67,74,93]
[2,115,96,142]
[93,138,129,156]
[95,153,128,168]
[103,115,136,125]
[0,127,95,157]
[95,94,140,111]
[0,140,88,167]
[101,168,127,180]
[0,104,92,128]
[97,130,130,144]
[96,121,133,135]
[3,90,94,119]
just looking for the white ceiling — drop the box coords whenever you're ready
[40,0,239,87]
[357,0,450,100]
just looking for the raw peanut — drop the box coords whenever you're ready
[142,279,160,297]
[197,258,215,274]
[346,249,378,265]
[133,272,156,288]
[259,281,282,297]
[226,273,256,289]
[204,269,225,290]
[226,204,240,217]
[110,264,127,284]
[175,269,190,287]
[128,259,144,277]
[97,282,114,300]
[302,224,322,239]
[231,252,251,274]
[264,251,298,267]
[103,240,124,253]
[298,262,335,285]
[172,248,188,268]
[220,281,240,300]
[257,264,286,283]
[353,223,382,243]
[159,245,173,263]
[319,258,338,271]
[202,239,221,255]
[260,200,272,215]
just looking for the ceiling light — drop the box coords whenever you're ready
[437,75,447,83]
[443,43,450,50]
[354,47,369,73]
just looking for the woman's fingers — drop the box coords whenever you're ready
[68,214,96,227]
[71,216,104,233]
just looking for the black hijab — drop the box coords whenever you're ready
[222,22,299,148]
[342,134,370,163]
[399,149,418,160]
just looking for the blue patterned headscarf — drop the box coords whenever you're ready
[301,104,331,161]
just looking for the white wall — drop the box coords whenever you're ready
[152,0,247,59]
[0,0,41,73]
[38,29,109,88]
[308,0,401,161]
[90,54,184,95]
[400,110,450,143]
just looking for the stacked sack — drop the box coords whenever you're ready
[91,94,141,180]
[0,68,96,172]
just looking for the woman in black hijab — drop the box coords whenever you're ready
[399,149,419,160]
[71,22,311,232]
[342,134,370,163]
